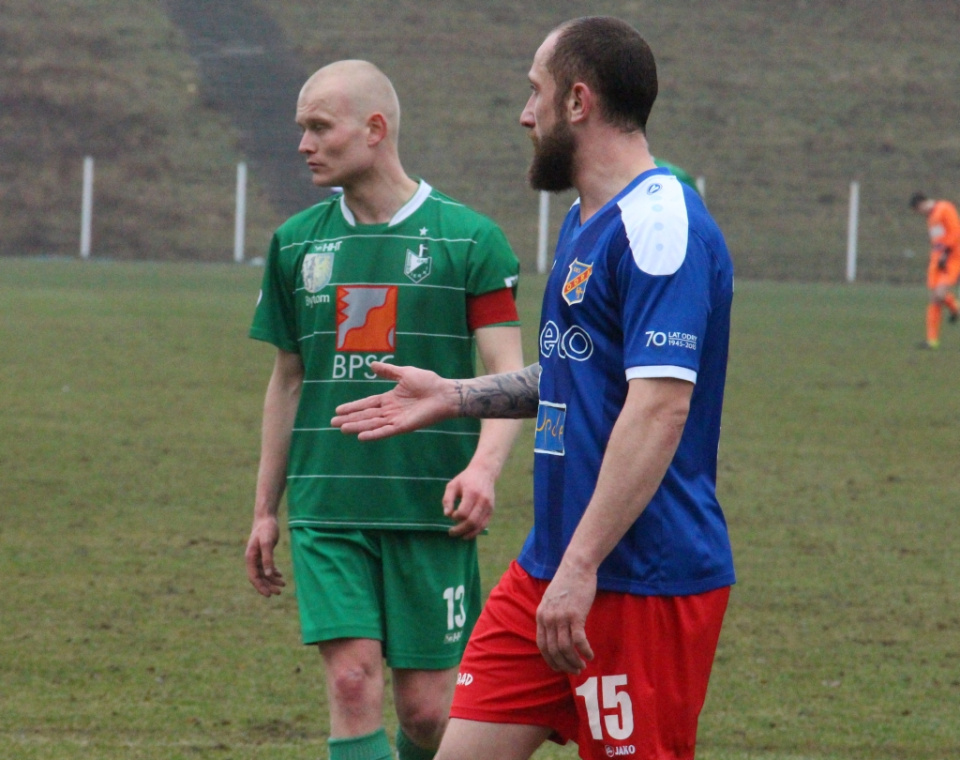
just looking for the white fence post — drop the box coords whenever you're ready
[80,156,94,259]
[846,180,860,283]
[234,161,247,263]
[537,191,550,274]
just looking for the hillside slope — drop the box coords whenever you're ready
[3,0,959,281]
[1,0,281,261]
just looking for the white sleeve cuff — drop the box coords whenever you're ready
[625,364,697,384]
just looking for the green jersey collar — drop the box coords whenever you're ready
[339,179,433,228]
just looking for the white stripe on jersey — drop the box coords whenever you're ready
[626,364,697,384]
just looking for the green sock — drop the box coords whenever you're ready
[396,728,437,760]
[328,728,393,760]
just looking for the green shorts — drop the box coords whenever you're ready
[289,527,481,669]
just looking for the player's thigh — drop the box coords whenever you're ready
[932,281,952,299]
[571,587,730,760]
[928,265,958,293]
[379,530,481,670]
[946,258,960,286]
[289,527,385,645]
[318,637,385,677]
[435,718,553,760]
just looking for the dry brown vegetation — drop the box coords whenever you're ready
[4,0,960,280]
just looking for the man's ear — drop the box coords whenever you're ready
[567,82,593,125]
[366,112,389,146]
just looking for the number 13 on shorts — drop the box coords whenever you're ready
[443,585,467,630]
[576,675,635,741]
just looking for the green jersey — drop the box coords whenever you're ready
[250,180,520,530]
[654,158,700,195]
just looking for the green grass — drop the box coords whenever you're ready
[705,281,960,758]
[2,260,960,759]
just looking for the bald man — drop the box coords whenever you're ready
[244,61,524,760]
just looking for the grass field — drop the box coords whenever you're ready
[2,259,959,759]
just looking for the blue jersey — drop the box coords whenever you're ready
[518,168,735,596]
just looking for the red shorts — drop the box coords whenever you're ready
[451,561,730,760]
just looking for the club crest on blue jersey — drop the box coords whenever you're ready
[562,259,593,305]
[534,401,566,456]
[302,253,334,293]
[404,243,432,284]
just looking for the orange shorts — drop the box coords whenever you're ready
[450,561,730,760]
[927,255,960,289]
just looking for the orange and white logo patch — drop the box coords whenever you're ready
[336,285,398,351]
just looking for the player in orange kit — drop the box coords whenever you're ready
[910,192,960,349]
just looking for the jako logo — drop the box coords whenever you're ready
[605,745,636,757]
[456,673,474,686]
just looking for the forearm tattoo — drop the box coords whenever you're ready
[455,364,541,419]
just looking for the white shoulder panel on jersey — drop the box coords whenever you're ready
[618,175,689,275]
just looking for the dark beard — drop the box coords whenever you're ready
[527,119,576,192]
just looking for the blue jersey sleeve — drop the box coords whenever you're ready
[617,185,711,382]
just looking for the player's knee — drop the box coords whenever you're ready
[396,701,448,748]
[327,663,378,711]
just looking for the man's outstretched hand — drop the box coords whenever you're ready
[331,361,458,440]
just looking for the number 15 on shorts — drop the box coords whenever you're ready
[576,675,635,741]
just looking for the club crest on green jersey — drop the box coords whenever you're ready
[302,252,334,293]
[562,259,593,305]
[404,243,432,284]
